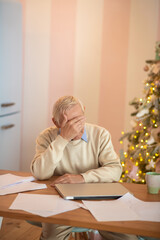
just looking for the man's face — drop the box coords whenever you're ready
[62,104,85,140]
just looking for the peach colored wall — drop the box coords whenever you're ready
[74,0,103,124]
[124,0,160,138]
[98,0,130,152]
[17,0,160,171]
[48,0,77,126]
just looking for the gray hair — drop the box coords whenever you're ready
[52,96,84,126]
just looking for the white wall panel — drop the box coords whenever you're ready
[21,0,51,171]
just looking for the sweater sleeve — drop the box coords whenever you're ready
[81,129,122,183]
[30,132,69,180]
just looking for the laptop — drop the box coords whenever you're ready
[55,182,129,200]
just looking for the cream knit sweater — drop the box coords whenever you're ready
[31,123,122,182]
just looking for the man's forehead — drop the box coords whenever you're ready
[65,104,84,120]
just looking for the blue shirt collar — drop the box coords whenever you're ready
[58,127,88,142]
[81,127,88,142]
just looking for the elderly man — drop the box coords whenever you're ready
[31,96,138,240]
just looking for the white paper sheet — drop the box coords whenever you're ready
[0,174,35,189]
[83,193,160,222]
[0,181,47,195]
[83,197,139,222]
[117,192,160,222]
[9,193,83,217]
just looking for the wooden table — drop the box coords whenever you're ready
[0,170,160,238]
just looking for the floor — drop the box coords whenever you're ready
[0,218,90,240]
[0,218,42,240]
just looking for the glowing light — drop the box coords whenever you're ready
[154,124,158,128]
[136,162,139,166]
[120,141,123,144]
[136,144,139,148]
[121,131,125,135]
[124,152,128,157]
[143,126,147,130]
[155,153,159,157]
[140,145,144,149]
[134,135,137,139]
[145,133,149,136]
[139,170,142,174]
[146,152,149,156]
[139,98,143,102]
[139,123,142,126]
[119,179,123,182]
[125,170,128,173]
[121,162,125,167]
[141,139,144,143]
[146,83,149,86]
[142,179,145,183]
[136,130,139,133]
[153,156,156,159]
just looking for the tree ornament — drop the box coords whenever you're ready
[144,65,149,71]
[156,158,160,172]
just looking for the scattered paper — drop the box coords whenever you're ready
[118,192,160,222]
[0,181,47,195]
[0,174,46,195]
[0,174,35,189]
[10,193,83,217]
[83,192,160,222]
[83,198,139,222]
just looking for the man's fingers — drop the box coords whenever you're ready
[61,113,68,127]
[69,116,85,125]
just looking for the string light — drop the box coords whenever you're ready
[121,162,125,167]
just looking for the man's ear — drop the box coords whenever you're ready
[52,118,60,128]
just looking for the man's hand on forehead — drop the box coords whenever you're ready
[60,114,85,141]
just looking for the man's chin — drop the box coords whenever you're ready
[73,134,82,140]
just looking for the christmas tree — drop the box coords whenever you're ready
[119,41,160,184]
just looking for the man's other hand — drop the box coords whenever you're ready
[50,174,85,186]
